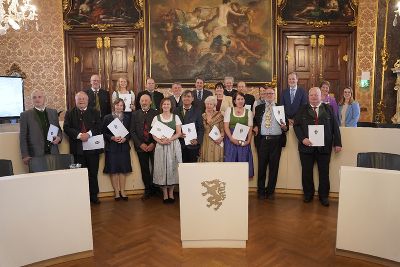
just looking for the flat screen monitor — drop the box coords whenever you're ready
[0,76,24,118]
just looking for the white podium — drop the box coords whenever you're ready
[0,169,93,267]
[179,162,248,248]
[336,166,400,264]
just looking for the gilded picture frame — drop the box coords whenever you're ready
[146,0,276,85]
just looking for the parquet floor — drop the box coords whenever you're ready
[54,193,380,267]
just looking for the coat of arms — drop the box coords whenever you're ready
[201,179,226,211]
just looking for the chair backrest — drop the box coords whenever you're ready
[28,154,74,173]
[0,159,13,177]
[357,152,400,171]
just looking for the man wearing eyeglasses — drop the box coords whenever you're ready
[85,74,111,120]
[253,86,288,200]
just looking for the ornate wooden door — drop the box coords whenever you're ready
[282,32,354,100]
[65,32,142,109]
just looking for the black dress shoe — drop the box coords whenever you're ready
[303,196,313,203]
[168,198,175,204]
[141,193,151,200]
[257,194,266,200]
[266,194,275,200]
[163,199,169,204]
[119,192,128,201]
[115,197,121,201]
[91,199,101,205]
[319,198,330,207]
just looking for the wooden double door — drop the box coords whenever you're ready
[280,32,355,100]
[65,31,143,109]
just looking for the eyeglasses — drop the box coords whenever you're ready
[266,93,275,95]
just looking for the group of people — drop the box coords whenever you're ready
[19,72,360,207]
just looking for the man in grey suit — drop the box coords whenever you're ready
[19,89,62,165]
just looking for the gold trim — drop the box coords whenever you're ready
[73,56,79,64]
[136,0,144,10]
[311,35,316,86]
[133,17,144,29]
[310,34,317,48]
[91,24,113,32]
[276,15,287,26]
[376,0,390,123]
[306,20,330,28]
[394,59,400,69]
[96,37,103,77]
[103,37,110,49]
[62,0,69,11]
[342,55,348,62]
[63,21,72,30]
[318,35,325,81]
[128,56,135,63]
[104,37,111,89]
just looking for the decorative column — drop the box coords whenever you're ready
[391,60,400,123]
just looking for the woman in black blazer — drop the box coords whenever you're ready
[102,98,132,201]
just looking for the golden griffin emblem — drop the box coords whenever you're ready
[201,179,226,211]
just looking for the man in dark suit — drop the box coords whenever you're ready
[85,74,111,120]
[169,82,183,109]
[223,76,237,97]
[192,77,213,113]
[130,93,159,200]
[19,90,62,167]
[293,87,342,207]
[175,90,204,163]
[237,81,255,110]
[253,87,288,200]
[135,78,164,111]
[64,91,103,204]
[280,72,308,125]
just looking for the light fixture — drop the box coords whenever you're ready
[0,0,38,36]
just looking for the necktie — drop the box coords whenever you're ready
[80,110,86,132]
[197,90,202,101]
[265,105,272,128]
[94,90,100,111]
[290,89,295,104]
[150,92,156,109]
[183,108,189,116]
[312,106,318,125]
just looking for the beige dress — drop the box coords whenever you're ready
[199,111,224,162]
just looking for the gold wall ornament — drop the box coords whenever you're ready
[379,0,390,104]
[91,24,113,32]
[342,55,348,62]
[63,21,72,30]
[133,17,144,29]
[310,35,317,48]
[62,0,69,11]
[318,35,325,81]
[136,0,144,10]
[73,56,80,64]
[96,37,103,49]
[375,100,386,123]
[6,63,26,79]
[128,56,135,63]
[104,37,111,49]
[276,15,287,26]
[201,179,226,211]
[306,21,330,28]
[394,59,400,69]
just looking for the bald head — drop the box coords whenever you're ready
[309,87,321,106]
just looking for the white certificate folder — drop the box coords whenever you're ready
[181,123,197,145]
[82,134,105,150]
[150,120,174,139]
[47,124,59,142]
[308,125,324,146]
[107,118,129,138]
[232,123,250,141]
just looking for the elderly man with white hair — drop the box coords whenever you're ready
[19,89,62,167]
[64,91,103,204]
[293,87,342,207]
